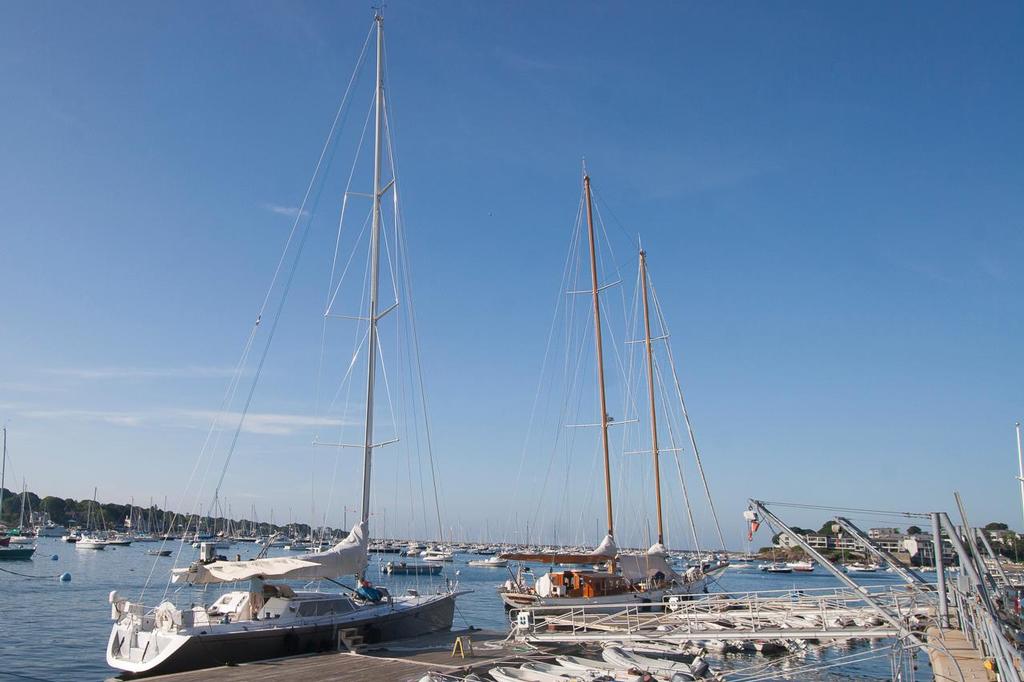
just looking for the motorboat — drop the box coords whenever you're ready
[383,560,443,576]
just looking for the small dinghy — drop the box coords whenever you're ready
[488,667,556,682]
[524,661,648,681]
[146,549,172,557]
[556,655,627,672]
[602,647,707,679]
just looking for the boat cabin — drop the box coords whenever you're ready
[535,570,631,598]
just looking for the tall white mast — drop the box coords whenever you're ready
[1016,422,1024,533]
[0,427,6,525]
[359,13,385,531]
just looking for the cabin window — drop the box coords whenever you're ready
[297,599,354,617]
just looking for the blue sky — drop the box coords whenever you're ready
[1,2,1022,548]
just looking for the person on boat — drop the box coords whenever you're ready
[356,578,383,603]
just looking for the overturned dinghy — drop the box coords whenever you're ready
[602,647,709,680]
[488,667,561,682]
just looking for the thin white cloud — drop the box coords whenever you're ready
[17,407,346,436]
[45,366,241,381]
[17,409,144,427]
[0,381,63,394]
[175,410,345,436]
[262,203,308,219]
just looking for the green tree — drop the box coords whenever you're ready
[984,522,1009,531]
[906,525,922,536]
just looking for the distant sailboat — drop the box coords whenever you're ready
[0,430,36,561]
[77,488,108,550]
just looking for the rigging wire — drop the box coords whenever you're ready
[649,272,728,550]
[760,501,931,519]
[183,16,376,574]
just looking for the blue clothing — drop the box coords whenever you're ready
[356,585,382,602]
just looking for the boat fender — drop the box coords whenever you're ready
[109,591,126,617]
[51,554,59,561]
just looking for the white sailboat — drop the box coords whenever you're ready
[0,430,37,561]
[106,15,459,677]
[7,480,37,545]
[77,488,108,550]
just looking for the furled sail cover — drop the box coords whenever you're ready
[500,533,618,564]
[593,534,617,557]
[172,522,369,585]
[646,542,668,557]
[618,545,680,583]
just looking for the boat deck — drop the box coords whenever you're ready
[122,629,556,682]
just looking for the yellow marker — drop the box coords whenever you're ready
[451,636,474,658]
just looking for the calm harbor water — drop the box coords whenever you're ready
[1,539,932,681]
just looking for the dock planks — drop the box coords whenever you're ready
[925,626,994,682]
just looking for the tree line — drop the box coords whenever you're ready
[0,487,311,536]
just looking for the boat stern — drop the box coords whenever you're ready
[106,592,192,677]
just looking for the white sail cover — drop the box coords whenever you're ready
[618,544,680,583]
[593,533,618,557]
[646,542,669,557]
[172,522,369,585]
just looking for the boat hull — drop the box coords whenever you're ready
[108,592,457,678]
[499,579,707,613]
[0,546,36,560]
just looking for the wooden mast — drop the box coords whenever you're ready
[640,249,665,546]
[583,174,615,558]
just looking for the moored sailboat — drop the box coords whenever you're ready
[498,175,722,611]
[106,15,459,677]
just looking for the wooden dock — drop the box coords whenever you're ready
[132,629,554,682]
[925,626,995,682]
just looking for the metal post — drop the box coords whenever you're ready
[954,492,998,593]
[1017,422,1024,533]
[930,512,949,628]
[975,527,1010,587]
[939,512,1021,680]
